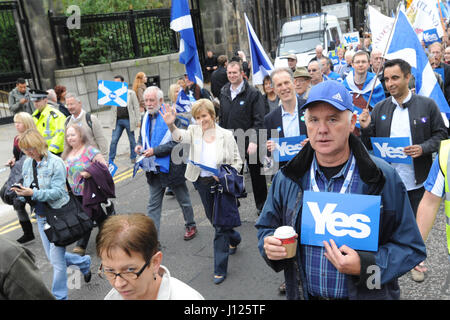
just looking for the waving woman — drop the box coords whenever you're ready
[160,99,243,285]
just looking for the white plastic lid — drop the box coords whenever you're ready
[273,226,296,239]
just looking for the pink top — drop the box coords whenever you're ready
[66,146,99,196]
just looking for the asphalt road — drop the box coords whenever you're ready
[1,151,450,301]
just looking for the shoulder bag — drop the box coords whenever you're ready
[32,160,93,247]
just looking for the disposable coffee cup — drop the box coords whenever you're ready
[274,226,298,259]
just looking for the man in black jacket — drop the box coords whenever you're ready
[265,68,307,171]
[211,55,229,98]
[360,59,447,220]
[219,61,267,214]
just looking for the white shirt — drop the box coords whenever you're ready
[72,109,85,121]
[199,139,218,177]
[104,265,204,300]
[281,99,300,138]
[390,91,422,191]
[230,81,245,100]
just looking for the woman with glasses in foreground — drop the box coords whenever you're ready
[97,213,204,300]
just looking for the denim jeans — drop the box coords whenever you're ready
[109,118,137,162]
[37,216,91,300]
[194,178,241,277]
[146,172,195,235]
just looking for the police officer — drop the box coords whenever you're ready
[30,89,66,156]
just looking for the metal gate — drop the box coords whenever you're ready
[0,0,40,124]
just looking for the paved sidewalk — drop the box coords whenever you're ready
[0,109,138,221]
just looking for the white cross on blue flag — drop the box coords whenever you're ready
[170,0,203,88]
[244,13,274,85]
[97,80,128,107]
[175,89,192,113]
[386,10,450,126]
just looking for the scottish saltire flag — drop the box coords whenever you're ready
[343,71,385,108]
[386,10,450,125]
[170,0,203,88]
[98,80,128,107]
[244,13,274,85]
[175,89,192,113]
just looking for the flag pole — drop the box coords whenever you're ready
[364,3,402,109]
[437,0,447,49]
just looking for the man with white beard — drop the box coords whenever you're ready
[135,86,197,241]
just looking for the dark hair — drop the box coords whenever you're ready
[114,75,125,82]
[16,78,26,85]
[384,59,411,77]
[54,85,66,101]
[217,55,228,67]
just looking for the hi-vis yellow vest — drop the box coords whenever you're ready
[438,139,450,255]
[32,105,66,155]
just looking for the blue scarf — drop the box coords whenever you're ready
[140,111,171,173]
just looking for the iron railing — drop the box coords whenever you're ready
[48,8,205,68]
[0,1,25,75]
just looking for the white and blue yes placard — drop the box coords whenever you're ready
[300,191,381,252]
[422,28,440,47]
[108,160,118,178]
[370,137,412,164]
[271,135,306,162]
[98,80,128,107]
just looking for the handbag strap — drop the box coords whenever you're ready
[32,158,73,194]
[31,160,39,189]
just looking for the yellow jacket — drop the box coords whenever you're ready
[32,105,66,155]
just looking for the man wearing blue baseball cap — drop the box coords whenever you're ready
[256,80,426,300]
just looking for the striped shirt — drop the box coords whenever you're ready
[301,153,362,299]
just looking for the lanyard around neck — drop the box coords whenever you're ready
[310,155,355,194]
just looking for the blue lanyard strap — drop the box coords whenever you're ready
[310,155,355,194]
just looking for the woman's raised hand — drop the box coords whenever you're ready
[159,103,177,126]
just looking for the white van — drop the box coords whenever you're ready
[273,13,343,68]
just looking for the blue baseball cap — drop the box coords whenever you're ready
[301,80,354,112]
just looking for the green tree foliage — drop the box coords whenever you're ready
[0,9,24,73]
[60,0,170,14]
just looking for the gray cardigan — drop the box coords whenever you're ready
[361,93,447,185]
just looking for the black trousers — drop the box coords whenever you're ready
[407,186,425,217]
[245,153,268,211]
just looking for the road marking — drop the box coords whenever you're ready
[113,168,133,181]
[0,219,19,231]
[0,218,36,235]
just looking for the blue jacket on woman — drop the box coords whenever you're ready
[255,134,426,300]
[20,151,69,209]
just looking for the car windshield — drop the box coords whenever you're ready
[278,31,323,55]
